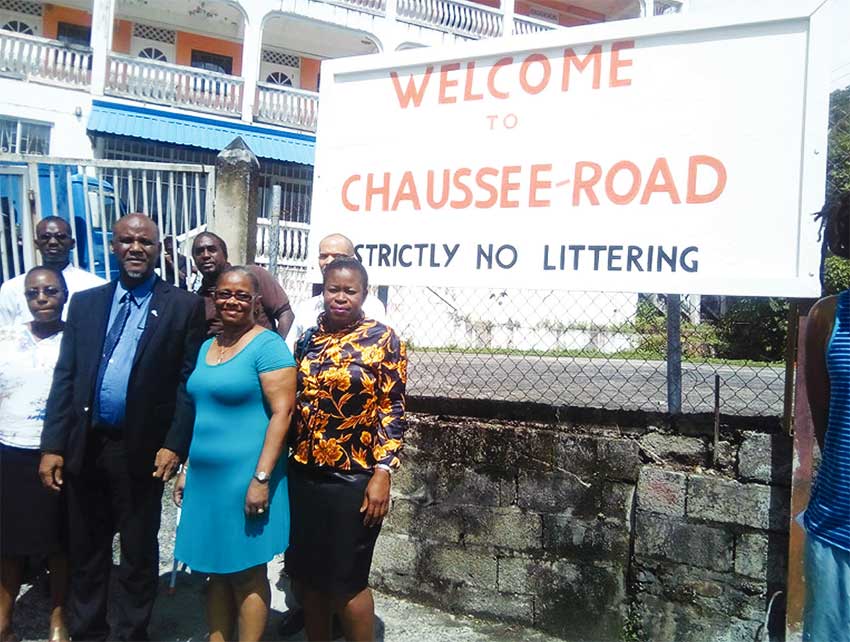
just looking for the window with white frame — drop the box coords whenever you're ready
[0,117,50,154]
[1,19,33,34]
[138,47,168,62]
[131,23,176,63]
[260,48,300,88]
[0,0,42,36]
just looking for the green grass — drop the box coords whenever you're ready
[408,344,785,368]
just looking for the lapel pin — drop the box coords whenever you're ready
[151,310,159,317]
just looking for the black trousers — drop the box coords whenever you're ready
[64,433,163,642]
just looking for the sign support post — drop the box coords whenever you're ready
[666,293,682,415]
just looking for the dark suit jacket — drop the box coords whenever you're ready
[41,276,206,478]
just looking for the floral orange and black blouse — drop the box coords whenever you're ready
[292,314,407,472]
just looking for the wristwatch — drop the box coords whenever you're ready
[253,471,270,484]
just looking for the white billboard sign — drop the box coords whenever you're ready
[310,1,832,296]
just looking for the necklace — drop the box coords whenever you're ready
[215,326,253,365]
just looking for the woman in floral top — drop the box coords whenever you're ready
[285,257,406,642]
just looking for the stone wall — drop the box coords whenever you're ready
[370,412,791,642]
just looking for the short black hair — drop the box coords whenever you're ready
[218,265,260,294]
[36,216,72,236]
[193,232,228,259]
[323,256,369,291]
[25,265,68,294]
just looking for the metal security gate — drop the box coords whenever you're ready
[0,165,34,284]
[0,154,215,286]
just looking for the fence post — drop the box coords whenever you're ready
[211,137,259,265]
[666,293,682,414]
[268,185,281,278]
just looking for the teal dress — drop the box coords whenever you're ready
[175,330,295,574]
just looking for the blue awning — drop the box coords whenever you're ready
[88,100,315,165]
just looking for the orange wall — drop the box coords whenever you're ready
[301,57,320,91]
[175,32,243,75]
[112,19,132,54]
[42,5,91,40]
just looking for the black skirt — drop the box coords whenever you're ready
[285,462,381,595]
[0,443,65,557]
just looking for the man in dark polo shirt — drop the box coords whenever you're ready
[191,231,294,338]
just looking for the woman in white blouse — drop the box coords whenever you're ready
[0,267,70,642]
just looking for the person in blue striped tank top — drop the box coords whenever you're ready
[803,194,850,641]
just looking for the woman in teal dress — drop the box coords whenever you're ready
[173,266,296,642]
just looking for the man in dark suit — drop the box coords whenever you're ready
[39,213,205,641]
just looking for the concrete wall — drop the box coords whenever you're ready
[0,80,94,158]
[371,412,791,642]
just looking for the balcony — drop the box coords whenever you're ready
[255,82,320,131]
[0,0,661,136]
[396,0,504,39]
[106,54,244,117]
[0,30,91,89]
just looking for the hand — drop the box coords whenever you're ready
[172,471,186,507]
[39,454,64,492]
[153,448,180,482]
[360,468,391,527]
[245,479,269,518]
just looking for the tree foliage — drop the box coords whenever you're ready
[827,87,850,200]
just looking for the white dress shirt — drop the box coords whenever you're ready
[0,264,106,326]
[0,325,63,449]
[286,294,389,353]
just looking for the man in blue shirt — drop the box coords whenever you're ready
[40,213,205,641]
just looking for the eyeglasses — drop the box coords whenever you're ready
[37,233,70,243]
[213,289,254,303]
[24,286,63,300]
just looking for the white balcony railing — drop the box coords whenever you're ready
[256,219,310,268]
[105,54,244,117]
[0,30,91,88]
[255,82,319,132]
[319,0,386,15]
[397,0,503,39]
[513,14,558,35]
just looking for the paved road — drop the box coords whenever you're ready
[407,351,786,416]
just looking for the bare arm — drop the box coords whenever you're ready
[244,366,296,516]
[804,296,837,450]
[276,308,295,340]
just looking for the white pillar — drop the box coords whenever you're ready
[240,15,263,124]
[501,0,515,37]
[90,0,115,96]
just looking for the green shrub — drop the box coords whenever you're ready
[717,298,788,362]
[824,255,850,295]
[633,297,721,359]
[682,321,720,359]
[633,298,666,355]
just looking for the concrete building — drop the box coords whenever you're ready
[0,0,684,215]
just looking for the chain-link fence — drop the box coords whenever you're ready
[274,260,788,417]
